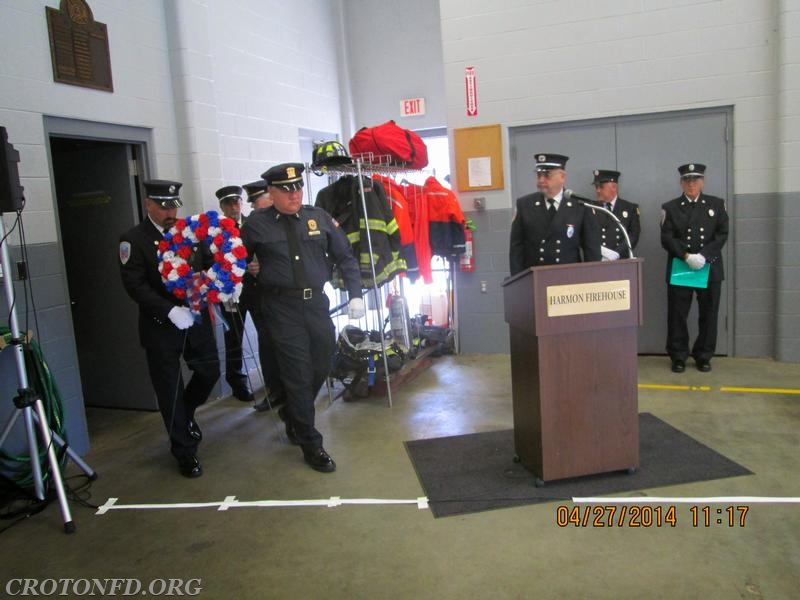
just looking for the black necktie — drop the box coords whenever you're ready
[281,215,309,288]
[605,202,612,211]
[547,199,556,222]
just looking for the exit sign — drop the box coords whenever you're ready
[400,97,426,117]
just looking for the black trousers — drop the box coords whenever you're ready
[144,321,220,459]
[249,305,285,398]
[262,293,335,451]
[666,281,722,363]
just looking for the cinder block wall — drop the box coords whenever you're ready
[0,1,349,452]
[440,0,800,360]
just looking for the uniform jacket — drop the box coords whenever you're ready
[241,205,362,300]
[119,218,213,349]
[509,191,602,275]
[661,193,729,283]
[592,197,641,258]
[315,175,406,287]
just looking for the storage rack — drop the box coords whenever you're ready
[306,153,423,407]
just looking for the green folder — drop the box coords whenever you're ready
[670,257,710,288]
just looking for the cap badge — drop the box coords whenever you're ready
[538,154,546,162]
[168,185,176,194]
[688,164,695,171]
[286,166,296,178]
[593,170,599,176]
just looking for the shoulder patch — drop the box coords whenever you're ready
[119,241,131,265]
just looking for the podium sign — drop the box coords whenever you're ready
[502,259,643,483]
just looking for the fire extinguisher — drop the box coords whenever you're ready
[459,218,476,272]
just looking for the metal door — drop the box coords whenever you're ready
[616,111,730,354]
[510,109,731,354]
[51,138,157,409]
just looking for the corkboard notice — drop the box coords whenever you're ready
[453,124,504,192]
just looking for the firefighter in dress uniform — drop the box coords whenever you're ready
[661,163,729,373]
[590,169,641,260]
[240,180,287,412]
[241,163,364,473]
[216,185,255,403]
[118,180,220,478]
[509,153,601,275]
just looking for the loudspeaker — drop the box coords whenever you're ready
[0,126,25,213]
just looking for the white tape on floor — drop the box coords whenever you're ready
[96,496,429,515]
[572,496,800,504]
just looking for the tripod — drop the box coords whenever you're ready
[0,215,83,533]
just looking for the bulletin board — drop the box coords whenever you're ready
[453,124,504,192]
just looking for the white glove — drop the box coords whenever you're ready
[600,245,620,261]
[685,253,706,270]
[168,306,195,330]
[348,297,366,320]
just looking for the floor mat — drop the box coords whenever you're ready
[404,412,753,518]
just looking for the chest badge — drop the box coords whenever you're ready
[307,218,321,236]
[708,209,715,217]
[566,224,575,238]
[622,210,629,218]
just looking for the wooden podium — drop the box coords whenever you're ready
[502,259,643,484]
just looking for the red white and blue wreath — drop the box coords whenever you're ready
[157,211,248,314]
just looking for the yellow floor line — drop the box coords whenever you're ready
[638,384,712,391]
[720,386,800,395]
[638,384,800,394]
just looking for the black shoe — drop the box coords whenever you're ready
[277,406,301,446]
[176,455,203,478]
[253,393,287,413]
[696,361,712,372]
[304,447,336,473]
[232,387,255,403]
[671,359,685,373]
[188,420,202,442]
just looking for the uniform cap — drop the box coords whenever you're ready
[593,169,621,185]
[678,163,706,179]
[143,179,182,208]
[242,179,269,202]
[215,185,244,204]
[262,163,305,192]
[535,153,569,171]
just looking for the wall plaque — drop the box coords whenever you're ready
[46,0,113,92]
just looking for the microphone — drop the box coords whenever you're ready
[563,189,594,203]
[563,189,635,259]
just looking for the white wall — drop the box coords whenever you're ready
[0,0,181,244]
[343,0,447,133]
[0,0,347,243]
[438,0,795,208]
[208,0,345,186]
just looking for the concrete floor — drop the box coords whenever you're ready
[2,355,800,599]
